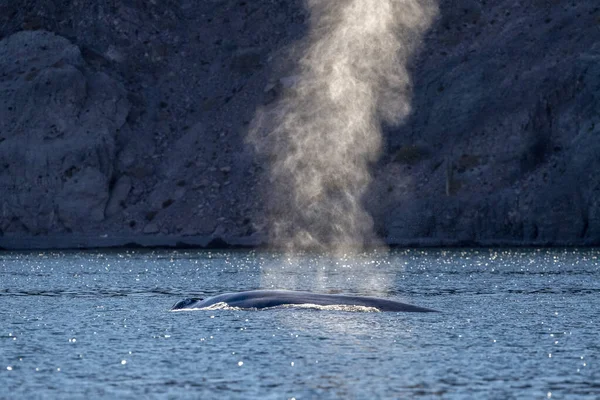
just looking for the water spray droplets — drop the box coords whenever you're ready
[249,0,437,253]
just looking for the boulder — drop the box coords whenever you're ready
[0,31,129,233]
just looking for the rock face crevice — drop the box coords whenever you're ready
[0,0,599,248]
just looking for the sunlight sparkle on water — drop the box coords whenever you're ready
[1,248,599,398]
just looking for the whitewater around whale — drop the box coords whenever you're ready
[170,290,437,312]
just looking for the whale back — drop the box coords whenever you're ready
[171,297,203,310]
[170,290,437,312]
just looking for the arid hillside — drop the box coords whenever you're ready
[0,0,598,249]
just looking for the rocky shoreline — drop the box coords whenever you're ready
[1,233,597,251]
[1,1,599,250]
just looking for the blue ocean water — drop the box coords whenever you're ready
[1,248,599,399]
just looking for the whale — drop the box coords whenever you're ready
[170,290,437,312]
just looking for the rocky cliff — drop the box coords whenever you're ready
[0,0,599,249]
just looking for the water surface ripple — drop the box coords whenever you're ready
[1,248,599,399]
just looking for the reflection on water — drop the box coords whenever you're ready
[1,248,599,398]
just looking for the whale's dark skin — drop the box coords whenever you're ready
[171,290,437,312]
